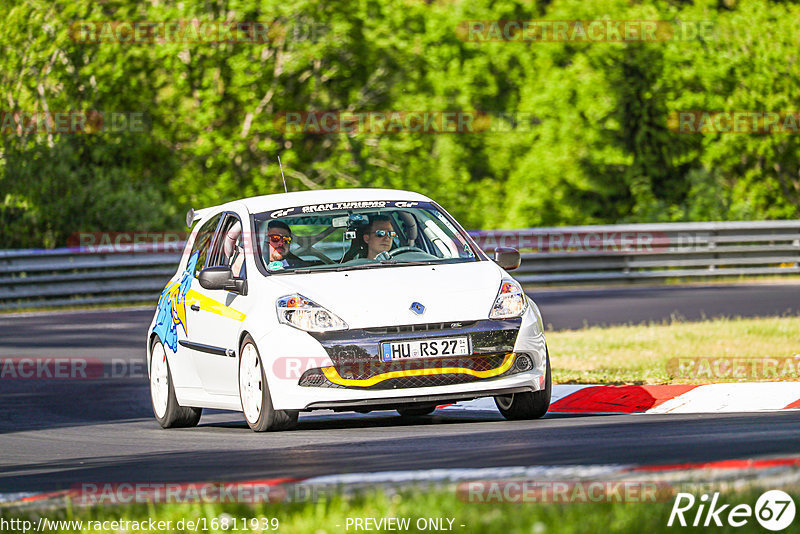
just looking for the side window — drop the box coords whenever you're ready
[416,211,457,258]
[190,214,222,278]
[209,214,246,279]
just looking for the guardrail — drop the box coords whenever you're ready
[471,220,800,285]
[0,247,182,310]
[1,220,799,310]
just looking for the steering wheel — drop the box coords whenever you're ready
[387,246,426,258]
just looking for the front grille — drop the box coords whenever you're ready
[363,321,477,335]
[299,369,340,388]
[369,373,483,389]
[309,318,522,364]
[336,354,507,381]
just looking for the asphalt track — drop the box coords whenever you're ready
[1,283,800,493]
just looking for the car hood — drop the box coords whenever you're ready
[269,261,504,328]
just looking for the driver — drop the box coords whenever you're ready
[363,215,397,259]
[265,220,303,268]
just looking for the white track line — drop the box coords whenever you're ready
[301,464,631,486]
[649,383,800,414]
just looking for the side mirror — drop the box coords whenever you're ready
[198,266,248,295]
[494,247,521,271]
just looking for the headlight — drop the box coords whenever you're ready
[276,294,348,332]
[489,279,527,319]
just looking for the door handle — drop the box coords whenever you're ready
[190,304,200,312]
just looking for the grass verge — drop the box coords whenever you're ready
[549,316,800,384]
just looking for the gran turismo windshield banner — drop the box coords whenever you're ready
[266,200,426,219]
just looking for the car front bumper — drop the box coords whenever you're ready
[259,305,547,411]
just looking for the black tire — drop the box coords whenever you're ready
[397,405,437,417]
[238,335,298,432]
[150,337,202,429]
[495,349,551,420]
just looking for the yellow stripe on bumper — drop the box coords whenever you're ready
[321,353,516,388]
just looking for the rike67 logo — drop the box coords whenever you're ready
[668,490,796,531]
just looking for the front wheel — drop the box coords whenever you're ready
[150,337,202,428]
[238,335,298,432]
[495,350,551,420]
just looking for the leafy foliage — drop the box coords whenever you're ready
[1,0,799,247]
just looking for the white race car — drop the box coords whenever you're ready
[147,189,550,431]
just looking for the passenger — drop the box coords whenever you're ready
[363,215,397,259]
[223,221,245,277]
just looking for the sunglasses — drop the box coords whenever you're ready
[374,230,397,238]
[267,234,292,245]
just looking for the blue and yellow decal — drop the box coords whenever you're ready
[184,290,246,321]
[153,251,199,352]
[152,251,247,353]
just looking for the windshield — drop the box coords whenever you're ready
[253,201,480,273]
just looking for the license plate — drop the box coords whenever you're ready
[380,337,470,362]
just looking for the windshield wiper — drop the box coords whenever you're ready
[377,260,436,266]
[288,265,353,274]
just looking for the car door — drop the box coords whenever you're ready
[185,213,249,397]
[163,212,222,391]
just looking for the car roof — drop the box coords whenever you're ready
[191,188,433,225]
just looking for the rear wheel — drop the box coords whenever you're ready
[397,405,437,417]
[150,337,202,428]
[238,335,298,432]
[495,350,551,420]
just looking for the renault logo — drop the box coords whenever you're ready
[410,302,425,315]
